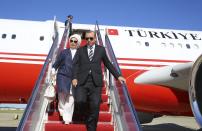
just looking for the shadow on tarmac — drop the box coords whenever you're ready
[142,123,197,131]
[0,127,16,131]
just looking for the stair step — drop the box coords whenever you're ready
[48,111,111,122]
[48,94,108,110]
[101,94,108,102]
[45,85,112,131]
[100,103,110,112]
[45,123,114,131]
[102,88,107,94]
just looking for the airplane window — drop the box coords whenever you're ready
[39,36,44,41]
[193,44,199,49]
[136,41,141,46]
[2,34,6,39]
[186,44,191,49]
[170,43,174,48]
[161,43,166,47]
[11,34,16,39]
[145,42,149,46]
[177,43,182,48]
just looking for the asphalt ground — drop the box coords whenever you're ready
[0,109,23,131]
[142,115,200,131]
[0,109,201,131]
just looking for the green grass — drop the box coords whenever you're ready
[0,109,24,113]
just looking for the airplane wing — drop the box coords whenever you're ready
[135,55,202,127]
[135,62,193,91]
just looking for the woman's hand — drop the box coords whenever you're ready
[72,79,78,87]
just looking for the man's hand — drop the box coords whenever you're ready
[72,79,78,87]
[118,76,126,84]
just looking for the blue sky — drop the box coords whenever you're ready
[0,0,202,31]
[0,104,26,109]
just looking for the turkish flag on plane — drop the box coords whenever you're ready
[108,29,119,35]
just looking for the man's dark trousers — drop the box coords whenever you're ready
[75,74,102,131]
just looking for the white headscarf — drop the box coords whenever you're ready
[69,34,81,47]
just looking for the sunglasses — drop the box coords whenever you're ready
[85,37,94,41]
[70,40,78,43]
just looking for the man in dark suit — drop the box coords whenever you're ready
[72,31,125,131]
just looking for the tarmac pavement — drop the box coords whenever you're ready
[0,110,201,131]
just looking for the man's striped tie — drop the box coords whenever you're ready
[88,46,93,61]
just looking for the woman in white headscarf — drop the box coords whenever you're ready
[52,34,81,124]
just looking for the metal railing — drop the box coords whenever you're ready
[95,23,142,131]
[17,19,71,131]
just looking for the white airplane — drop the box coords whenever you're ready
[0,18,202,127]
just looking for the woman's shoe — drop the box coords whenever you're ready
[63,121,71,124]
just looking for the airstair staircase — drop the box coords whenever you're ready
[44,83,113,131]
[17,19,142,131]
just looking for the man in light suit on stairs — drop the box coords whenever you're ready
[72,30,125,131]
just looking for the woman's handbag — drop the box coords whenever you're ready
[44,79,56,102]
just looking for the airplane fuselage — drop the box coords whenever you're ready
[1,19,202,116]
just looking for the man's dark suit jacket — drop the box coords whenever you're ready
[73,44,120,87]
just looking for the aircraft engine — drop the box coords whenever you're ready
[189,54,202,128]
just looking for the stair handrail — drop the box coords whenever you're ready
[17,18,71,131]
[105,33,142,131]
[95,22,142,131]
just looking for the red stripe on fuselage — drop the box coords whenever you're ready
[0,52,47,56]
[0,55,192,115]
[117,57,191,63]
[0,57,45,61]
[0,62,43,103]
[119,63,164,67]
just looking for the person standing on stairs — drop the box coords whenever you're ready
[64,15,73,36]
[52,34,81,124]
[72,30,126,131]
